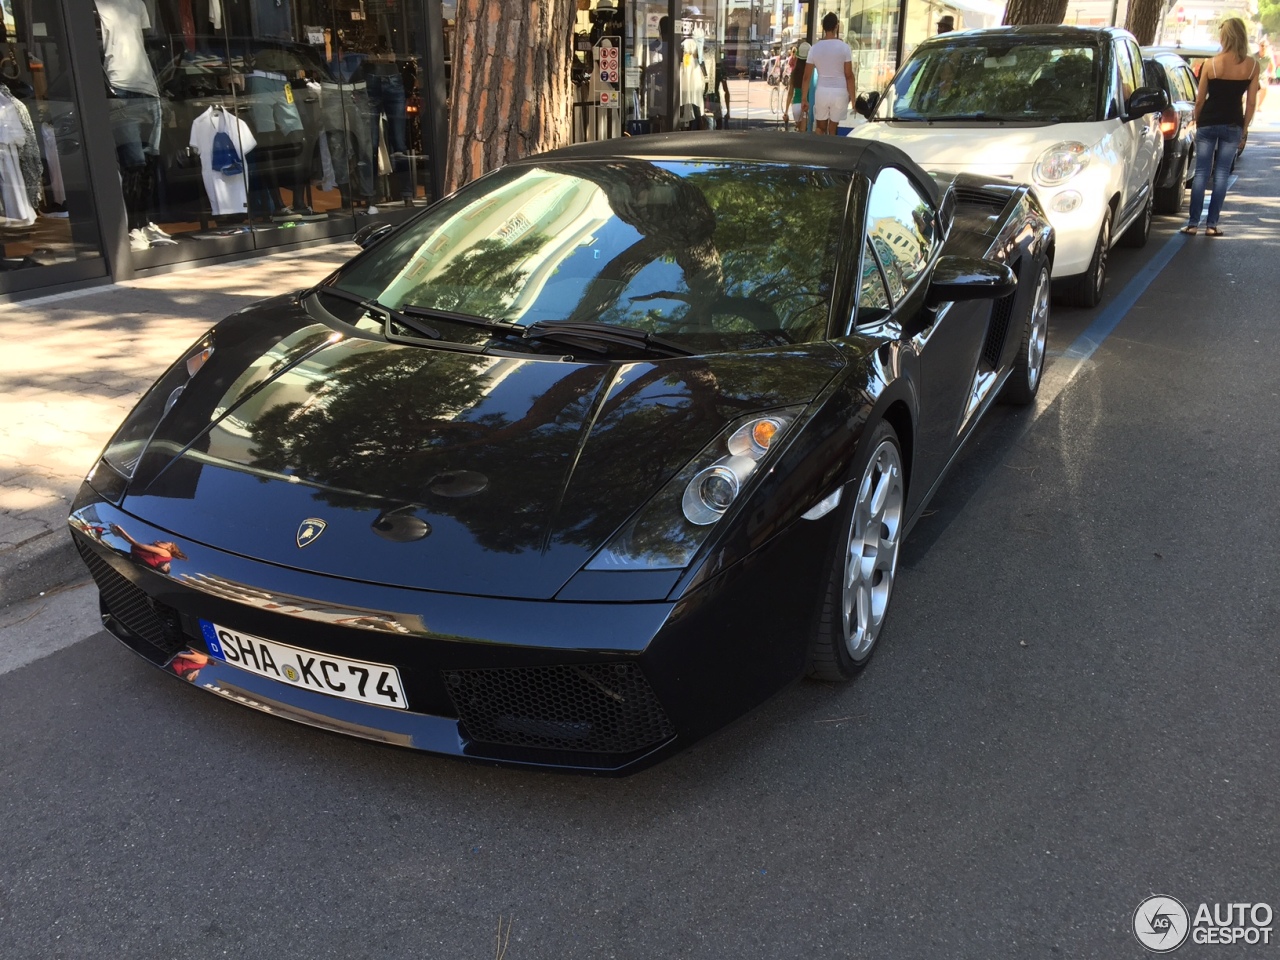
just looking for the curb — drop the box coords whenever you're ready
[0,527,88,609]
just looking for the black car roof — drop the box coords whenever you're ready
[512,131,936,199]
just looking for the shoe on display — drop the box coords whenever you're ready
[40,201,70,219]
[276,205,326,221]
[128,227,150,252]
[142,222,177,245]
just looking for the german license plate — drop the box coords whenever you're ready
[200,620,407,709]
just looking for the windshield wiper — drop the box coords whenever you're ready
[400,303,525,336]
[390,303,693,359]
[523,320,693,358]
[311,286,442,340]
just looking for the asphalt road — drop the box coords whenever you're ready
[3,141,1279,959]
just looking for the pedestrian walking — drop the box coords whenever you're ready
[801,12,858,135]
[788,41,814,132]
[1181,17,1259,236]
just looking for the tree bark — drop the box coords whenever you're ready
[446,0,575,194]
[1003,0,1070,25]
[1124,0,1165,45]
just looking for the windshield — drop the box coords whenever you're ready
[879,41,1101,123]
[330,160,851,353]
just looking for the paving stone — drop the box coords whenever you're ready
[0,243,358,603]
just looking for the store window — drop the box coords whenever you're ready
[829,0,900,97]
[93,0,434,263]
[0,0,103,286]
[709,1,810,131]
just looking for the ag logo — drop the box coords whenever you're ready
[296,518,327,548]
[1134,895,1190,953]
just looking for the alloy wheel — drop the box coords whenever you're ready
[1093,214,1111,298]
[842,439,905,661]
[1027,267,1050,393]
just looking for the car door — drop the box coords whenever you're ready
[1114,39,1159,217]
[852,167,987,493]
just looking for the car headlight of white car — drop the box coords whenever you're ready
[1033,141,1090,188]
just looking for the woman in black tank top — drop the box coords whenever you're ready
[1182,17,1261,235]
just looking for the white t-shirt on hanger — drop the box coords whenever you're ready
[190,107,258,216]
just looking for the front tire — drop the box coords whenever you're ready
[807,422,906,681]
[1120,189,1153,248]
[1154,157,1187,215]
[1001,263,1050,405]
[1056,207,1110,309]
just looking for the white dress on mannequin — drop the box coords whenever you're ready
[0,88,36,227]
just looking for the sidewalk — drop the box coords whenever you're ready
[0,243,358,607]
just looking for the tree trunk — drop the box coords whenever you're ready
[1124,0,1165,45]
[446,0,575,194]
[1003,0,1069,25]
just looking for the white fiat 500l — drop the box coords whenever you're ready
[850,26,1166,307]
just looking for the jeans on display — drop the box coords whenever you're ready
[361,70,410,201]
[108,90,162,168]
[1187,123,1242,228]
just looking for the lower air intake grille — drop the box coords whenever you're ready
[982,289,1016,369]
[74,537,186,662]
[444,663,675,755]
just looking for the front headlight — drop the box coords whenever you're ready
[96,331,216,482]
[586,407,803,570]
[1033,141,1090,187]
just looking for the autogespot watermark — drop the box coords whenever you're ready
[1133,895,1274,952]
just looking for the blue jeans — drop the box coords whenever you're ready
[361,71,410,200]
[108,90,161,169]
[1187,123,1242,228]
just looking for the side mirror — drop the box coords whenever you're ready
[856,90,881,118]
[353,222,394,249]
[1126,86,1167,118]
[926,256,1016,308]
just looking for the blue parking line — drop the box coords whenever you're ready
[1061,175,1237,363]
[1060,231,1187,361]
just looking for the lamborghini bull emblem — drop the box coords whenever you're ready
[296,518,327,548]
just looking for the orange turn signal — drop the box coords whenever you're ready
[185,345,214,378]
[752,419,778,449]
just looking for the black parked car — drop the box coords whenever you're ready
[1143,50,1199,214]
[69,133,1053,774]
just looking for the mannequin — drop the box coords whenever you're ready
[95,0,176,251]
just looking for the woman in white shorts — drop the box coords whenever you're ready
[801,12,858,134]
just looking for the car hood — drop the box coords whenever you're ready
[851,121,1104,180]
[122,299,845,599]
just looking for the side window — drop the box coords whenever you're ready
[1178,65,1198,102]
[865,167,937,302]
[856,237,891,324]
[1128,42,1146,89]
[1115,42,1139,103]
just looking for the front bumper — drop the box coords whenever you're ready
[70,492,827,774]
[1033,167,1113,278]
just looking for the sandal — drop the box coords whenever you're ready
[1179,224,1198,235]
[1206,227,1224,236]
